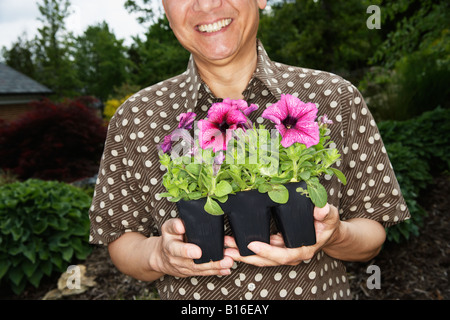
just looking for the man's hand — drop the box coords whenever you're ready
[150,218,234,277]
[223,204,341,266]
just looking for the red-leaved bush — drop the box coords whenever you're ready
[0,97,107,183]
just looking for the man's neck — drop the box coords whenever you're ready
[193,42,258,100]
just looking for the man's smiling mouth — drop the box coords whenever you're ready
[197,18,232,33]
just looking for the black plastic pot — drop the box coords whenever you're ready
[223,182,315,255]
[176,199,224,264]
[222,189,272,256]
[271,181,316,248]
[176,181,316,262]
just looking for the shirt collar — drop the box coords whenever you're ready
[184,39,282,110]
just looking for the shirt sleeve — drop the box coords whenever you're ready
[338,84,410,228]
[89,102,155,245]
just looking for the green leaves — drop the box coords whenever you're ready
[204,197,224,216]
[268,184,289,204]
[330,168,347,186]
[305,178,328,209]
[185,163,201,176]
[215,180,233,198]
[0,179,93,294]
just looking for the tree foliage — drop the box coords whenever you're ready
[360,0,449,120]
[258,0,382,83]
[1,35,37,80]
[73,22,132,102]
[33,0,79,98]
[124,0,161,25]
[370,0,449,68]
[128,16,189,88]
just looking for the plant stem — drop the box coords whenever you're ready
[292,159,299,181]
[210,175,217,196]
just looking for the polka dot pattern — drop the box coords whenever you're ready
[89,40,410,300]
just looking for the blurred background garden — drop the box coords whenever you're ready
[0,0,449,299]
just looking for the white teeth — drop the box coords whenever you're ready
[198,18,232,33]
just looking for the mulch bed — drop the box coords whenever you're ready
[346,175,450,300]
[2,176,449,300]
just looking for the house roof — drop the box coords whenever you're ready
[0,63,53,95]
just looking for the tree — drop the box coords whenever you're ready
[33,0,79,98]
[124,0,162,26]
[128,16,190,88]
[1,35,37,80]
[360,0,449,120]
[73,22,132,102]
[124,1,189,87]
[370,0,449,69]
[258,0,382,84]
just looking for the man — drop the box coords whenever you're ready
[89,0,410,300]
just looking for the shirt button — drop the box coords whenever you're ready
[248,283,256,291]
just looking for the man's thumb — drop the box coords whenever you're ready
[314,203,331,222]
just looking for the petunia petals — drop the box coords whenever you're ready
[294,121,320,148]
[280,129,301,148]
[286,99,317,122]
[178,112,197,130]
[226,109,248,126]
[263,94,319,148]
[207,102,232,124]
[261,99,288,125]
[198,99,254,152]
[160,135,173,153]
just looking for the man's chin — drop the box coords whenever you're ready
[192,42,242,65]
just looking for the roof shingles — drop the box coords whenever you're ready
[0,63,52,95]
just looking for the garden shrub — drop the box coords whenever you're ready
[361,47,449,122]
[103,93,133,121]
[0,97,107,183]
[0,179,92,295]
[379,107,450,242]
[0,169,19,187]
[383,143,429,243]
[378,107,450,172]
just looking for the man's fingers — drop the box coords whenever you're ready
[226,234,286,249]
[167,252,234,277]
[197,256,234,271]
[162,236,201,259]
[157,218,235,278]
[248,242,286,261]
[270,233,285,247]
[161,218,186,236]
[224,235,237,248]
[314,203,331,221]
[225,243,295,267]
[161,218,202,259]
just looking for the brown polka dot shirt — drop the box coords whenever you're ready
[89,40,410,300]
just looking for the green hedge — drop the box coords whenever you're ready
[379,107,450,242]
[0,179,92,294]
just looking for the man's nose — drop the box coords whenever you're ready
[193,0,222,12]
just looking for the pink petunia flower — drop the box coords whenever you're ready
[223,98,259,117]
[212,151,225,176]
[178,112,197,130]
[198,101,248,152]
[160,113,197,154]
[160,134,173,154]
[160,128,194,154]
[262,94,320,148]
[319,114,333,126]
